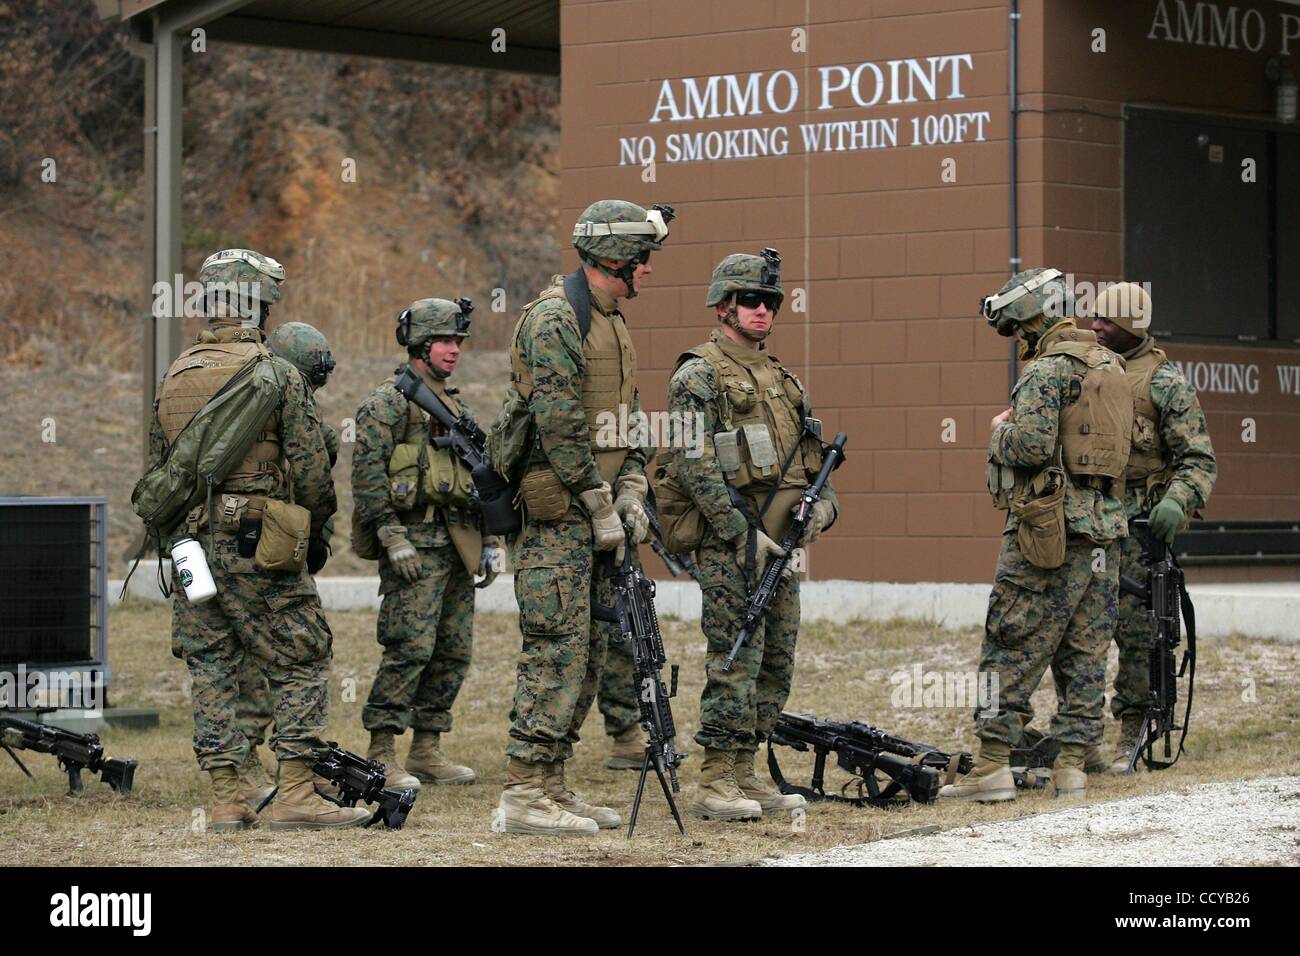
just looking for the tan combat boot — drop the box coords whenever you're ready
[1054,742,1088,798]
[407,730,476,785]
[937,739,1016,802]
[543,761,621,829]
[266,758,372,830]
[209,765,259,832]
[1084,743,1108,775]
[691,748,763,821]
[606,724,646,770]
[492,757,598,836]
[735,745,805,814]
[367,729,422,791]
[1106,715,1145,774]
[238,745,276,810]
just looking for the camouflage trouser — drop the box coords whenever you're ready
[362,543,474,735]
[977,532,1119,748]
[236,655,273,746]
[598,626,639,737]
[171,533,332,770]
[694,533,800,751]
[507,501,634,764]
[1110,530,1152,720]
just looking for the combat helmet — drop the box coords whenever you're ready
[980,267,1071,337]
[268,322,336,389]
[572,199,675,299]
[198,248,286,326]
[707,248,783,341]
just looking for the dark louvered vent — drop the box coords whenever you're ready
[0,501,100,666]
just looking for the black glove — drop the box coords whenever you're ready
[307,536,330,575]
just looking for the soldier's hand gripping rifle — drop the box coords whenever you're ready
[1,715,138,795]
[593,533,687,838]
[256,743,417,829]
[643,488,700,582]
[393,364,522,538]
[723,432,847,672]
[767,712,971,807]
[1118,517,1197,772]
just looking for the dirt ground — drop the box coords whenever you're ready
[2,601,1296,867]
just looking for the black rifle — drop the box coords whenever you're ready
[1118,517,1196,771]
[593,537,687,838]
[724,432,847,672]
[643,489,700,582]
[1,715,138,795]
[256,743,417,829]
[393,365,522,537]
[767,711,971,808]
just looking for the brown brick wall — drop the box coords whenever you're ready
[559,0,1300,583]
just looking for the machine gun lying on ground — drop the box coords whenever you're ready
[1118,517,1196,771]
[1,715,138,795]
[766,711,971,808]
[257,744,417,829]
[594,534,687,838]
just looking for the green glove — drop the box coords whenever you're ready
[1148,496,1185,545]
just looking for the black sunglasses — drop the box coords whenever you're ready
[735,291,780,311]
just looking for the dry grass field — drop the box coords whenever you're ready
[3,599,1297,867]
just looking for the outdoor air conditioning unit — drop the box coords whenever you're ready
[0,497,109,711]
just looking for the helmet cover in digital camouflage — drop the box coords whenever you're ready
[396,297,473,351]
[268,321,335,388]
[980,267,1070,336]
[198,248,285,313]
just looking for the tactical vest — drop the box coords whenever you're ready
[387,375,474,511]
[509,277,636,485]
[157,329,283,493]
[1123,345,1171,483]
[989,324,1132,509]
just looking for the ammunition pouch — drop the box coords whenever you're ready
[254,499,311,571]
[518,466,571,522]
[388,441,474,511]
[1011,462,1067,570]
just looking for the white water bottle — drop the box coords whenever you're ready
[172,537,217,604]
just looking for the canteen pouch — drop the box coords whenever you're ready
[1012,465,1067,570]
[653,462,704,554]
[254,499,311,571]
[519,466,571,522]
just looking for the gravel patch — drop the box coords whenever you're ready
[768,777,1300,867]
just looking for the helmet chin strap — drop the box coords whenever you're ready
[722,303,771,342]
[580,251,638,299]
[1015,313,1051,359]
[417,344,451,379]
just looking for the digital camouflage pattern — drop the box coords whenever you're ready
[978,534,1118,747]
[399,297,472,349]
[198,249,284,306]
[268,321,335,389]
[704,252,784,308]
[666,332,835,750]
[352,371,479,734]
[148,324,337,769]
[1110,346,1216,719]
[990,321,1128,543]
[598,629,638,737]
[573,199,663,260]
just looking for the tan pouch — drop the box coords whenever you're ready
[1012,465,1067,570]
[212,494,250,532]
[519,466,571,522]
[653,463,704,554]
[255,499,311,571]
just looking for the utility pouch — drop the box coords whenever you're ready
[742,423,778,476]
[653,462,704,554]
[423,447,475,508]
[388,441,424,511]
[519,466,571,522]
[724,381,757,413]
[1012,463,1067,570]
[254,499,311,571]
[212,494,250,533]
[714,430,743,479]
[237,516,261,558]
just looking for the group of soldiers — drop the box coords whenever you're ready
[148,198,1214,837]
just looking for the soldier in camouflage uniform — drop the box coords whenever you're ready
[598,616,645,769]
[660,250,839,822]
[940,267,1131,802]
[494,199,671,836]
[149,249,368,831]
[234,321,339,806]
[352,298,498,791]
[1089,282,1216,772]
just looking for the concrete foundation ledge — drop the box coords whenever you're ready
[109,574,1299,641]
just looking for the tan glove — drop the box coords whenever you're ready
[799,500,837,546]
[579,483,627,563]
[378,525,421,583]
[613,473,650,546]
[732,528,789,582]
[476,535,506,589]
